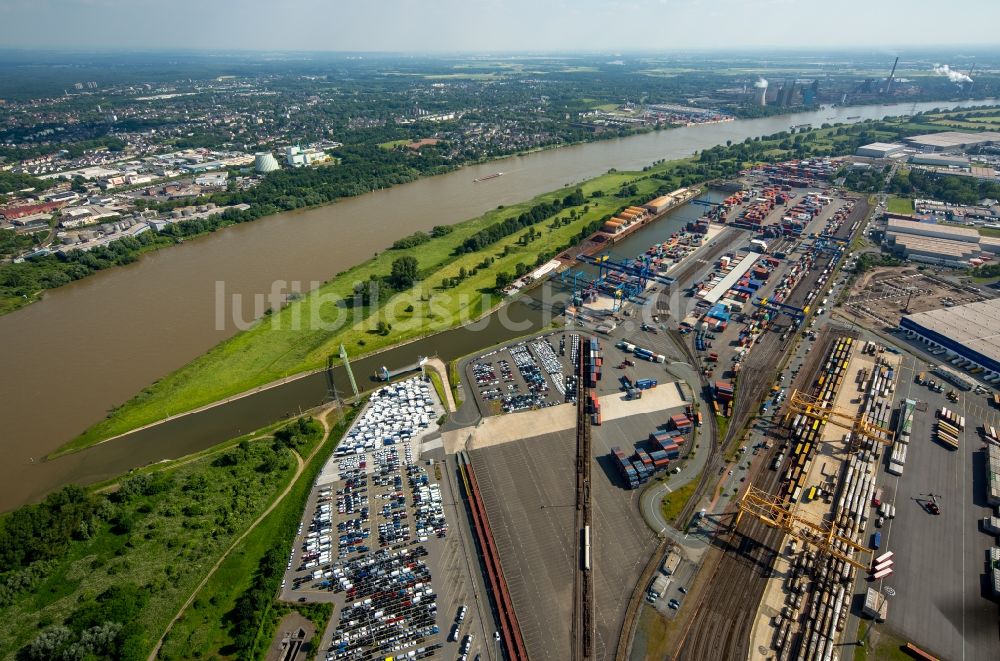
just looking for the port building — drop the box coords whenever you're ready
[899,298,1000,379]
[856,142,906,159]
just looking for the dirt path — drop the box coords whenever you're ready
[147,408,337,660]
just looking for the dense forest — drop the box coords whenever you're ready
[0,416,325,660]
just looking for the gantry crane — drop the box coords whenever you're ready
[735,484,872,570]
[753,296,808,323]
[783,389,894,450]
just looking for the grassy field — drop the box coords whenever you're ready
[852,623,915,661]
[158,407,356,660]
[660,471,701,526]
[0,415,327,661]
[63,164,687,454]
[378,139,411,149]
[886,196,914,215]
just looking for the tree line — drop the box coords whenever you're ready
[456,188,585,255]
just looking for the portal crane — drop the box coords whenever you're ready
[735,484,872,570]
[783,389,894,451]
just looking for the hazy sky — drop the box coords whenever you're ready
[0,0,997,52]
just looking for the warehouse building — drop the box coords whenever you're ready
[885,234,980,268]
[899,298,1000,380]
[910,153,971,168]
[856,142,906,159]
[885,217,979,243]
[883,218,986,267]
[905,131,1000,152]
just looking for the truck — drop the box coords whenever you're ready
[648,574,671,600]
[872,488,883,507]
[916,372,926,385]
[871,531,882,550]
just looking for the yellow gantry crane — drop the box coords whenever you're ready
[735,485,872,570]
[783,389,894,450]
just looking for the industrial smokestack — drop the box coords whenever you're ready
[932,63,973,84]
[754,77,768,106]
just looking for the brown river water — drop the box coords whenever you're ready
[0,99,991,510]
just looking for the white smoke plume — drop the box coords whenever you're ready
[933,64,973,84]
[754,77,769,89]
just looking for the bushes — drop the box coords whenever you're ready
[22,584,148,660]
[390,231,431,250]
[272,417,322,451]
[0,486,97,570]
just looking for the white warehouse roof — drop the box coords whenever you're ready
[903,298,1000,366]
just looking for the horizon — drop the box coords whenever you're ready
[1,0,998,52]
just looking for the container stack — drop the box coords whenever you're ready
[585,337,603,387]
[587,391,602,426]
[611,447,641,489]
[648,431,683,459]
[715,381,734,416]
[987,443,1000,506]
[668,414,691,433]
[649,449,670,469]
[991,547,1000,597]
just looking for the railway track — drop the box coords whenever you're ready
[655,195,870,660]
[670,330,845,661]
[573,339,595,661]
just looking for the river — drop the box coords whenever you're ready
[0,99,991,511]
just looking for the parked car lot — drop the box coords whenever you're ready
[283,377,477,660]
[469,332,581,415]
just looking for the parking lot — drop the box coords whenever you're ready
[467,333,577,416]
[281,377,494,661]
[466,331,674,418]
[863,346,999,660]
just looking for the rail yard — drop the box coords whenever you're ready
[295,162,1000,661]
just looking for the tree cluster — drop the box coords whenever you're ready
[390,231,431,250]
[456,190,583,255]
[889,168,1000,206]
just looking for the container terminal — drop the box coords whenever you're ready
[287,159,1000,661]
